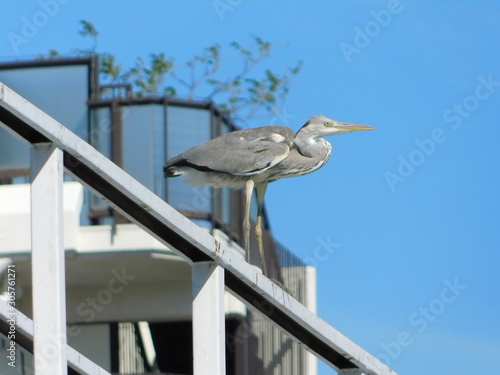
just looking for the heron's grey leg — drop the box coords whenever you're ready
[255,182,268,276]
[244,179,254,264]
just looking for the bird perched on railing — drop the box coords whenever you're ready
[164,115,374,276]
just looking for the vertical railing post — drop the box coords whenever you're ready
[192,261,226,375]
[30,143,67,375]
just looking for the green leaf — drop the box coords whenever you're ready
[165,87,177,96]
[79,20,98,38]
[265,70,280,91]
[290,60,303,75]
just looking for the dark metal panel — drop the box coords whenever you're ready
[0,104,51,144]
[0,57,94,70]
[0,316,33,352]
[110,101,122,167]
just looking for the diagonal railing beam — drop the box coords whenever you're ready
[0,82,396,375]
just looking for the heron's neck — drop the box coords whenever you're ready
[294,128,329,158]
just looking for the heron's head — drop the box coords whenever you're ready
[300,115,375,137]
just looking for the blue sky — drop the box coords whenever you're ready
[2,1,500,374]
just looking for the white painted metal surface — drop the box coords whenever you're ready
[192,262,226,375]
[30,144,67,375]
[0,82,398,375]
[339,369,369,375]
[305,266,318,374]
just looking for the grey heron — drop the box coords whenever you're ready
[163,115,374,276]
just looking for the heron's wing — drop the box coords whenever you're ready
[180,126,294,176]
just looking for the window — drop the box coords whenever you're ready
[89,106,112,213]
[0,60,91,178]
[90,107,112,159]
[166,106,212,217]
[122,105,165,197]
[219,120,232,226]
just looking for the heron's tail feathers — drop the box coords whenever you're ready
[164,154,186,178]
[163,166,182,178]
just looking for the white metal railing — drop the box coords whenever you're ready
[0,82,397,375]
[0,298,111,375]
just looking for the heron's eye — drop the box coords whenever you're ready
[324,122,333,127]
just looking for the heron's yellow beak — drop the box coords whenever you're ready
[338,123,376,132]
[335,123,376,132]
